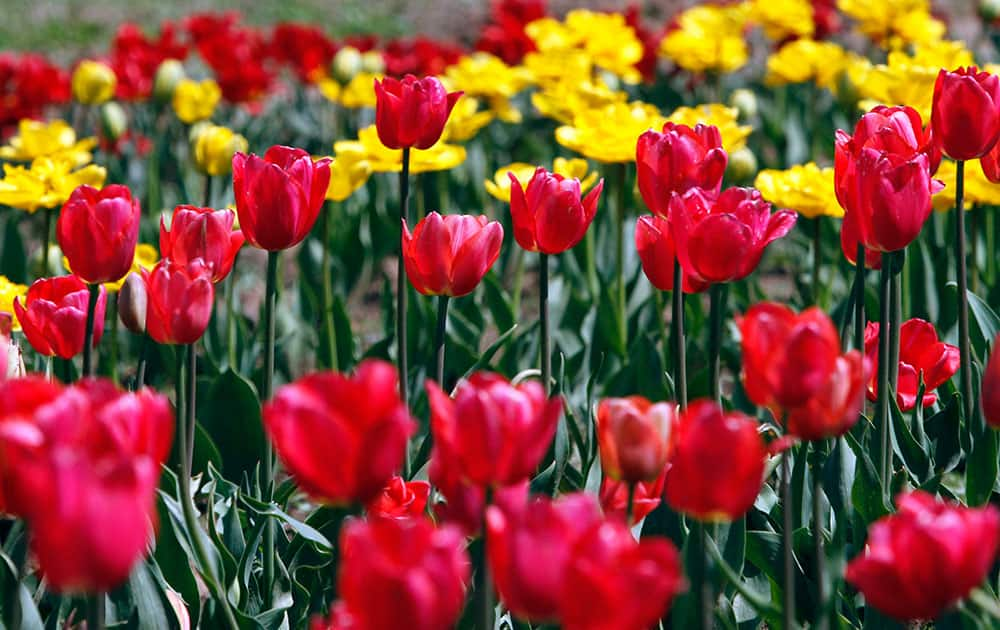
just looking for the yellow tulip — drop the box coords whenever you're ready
[659,3,751,74]
[754,163,842,219]
[192,124,248,177]
[525,10,644,83]
[750,0,814,41]
[933,160,1000,211]
[333,126,466,174]
[72,60,117,105]
[445,53,532,123]
[837,0,944,47]
[172,78,222,124]
[556,100,665,163]
[0,119,97,167]
[531,77,625,126]
[0,157,106,213]
[484,157,599,203]
[325,155,372,202]
[667,103,751,153]
[765,39,851,91]
[443,96,495,143]
[0,276,28,332]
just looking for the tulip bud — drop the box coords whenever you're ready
[153,59,186,104]
[332,46,363,83]
[729,88,758,120]
[726,146,758,182]
[983,0,1000,20]
[72,60,117,105]
[374,75,463,150]
[118,272,147,334]
[596,397,674,483]
[100,102,128,141]
[360,50,385,75]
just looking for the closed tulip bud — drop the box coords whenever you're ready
[726,146,758,182]
[427,372,561,488]
[57,184,141,285]
[332,46,363,83]
[366,477,431,520]
[636,122,727,218]
[599,471,666,525]
[664,400,766,522]
[100,102,128,141]
[153,59,186,104]
[508,167,604,254]
[192,124,248,177]
[117,272,147,334]
[374,75,463,150]
[263,360,415,505]
[486,488,604,622]
[232,145,331,251]
[983,334,1000,429]
[596,396,674,484]
[852,148,939,252]
[635,215,708,293]
[335,517,470,630]
[361,51,385,74]
[729,88,758,119]
[172,78,221,124]
[13,275,106,359]
[846,491,1000,621]
[931,67,1000,161]
[402,212,503,297]
[160,205,244,283]
[142,260,214,345]
[71,60,117,105]
[864,319,959,411]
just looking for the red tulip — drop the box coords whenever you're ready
[0,376,63,513]
[670,187,796,285]
[366,476,431,520]
[57,184,141,284]
[428,445,487,535]
[232,145,331,251]
[636,122,727,218]
[14,275,106,359]
[599,469,666,525]
[846,491,1000,621]
[373,75,462,150]
[402,212,503,297]
[664,399,766,521]
[596,396,674,483]
[486,488,603,622]
[840,208,882,270]
[983,334,1000,429]
[336,517,470,630]
[160,205,244,283]
[635,215,709,293]
[508,167,604,254]
[263,360,415,505]
[931,67,1000,161]
[142,259,214,345]
[864,319,960,411]
[559,521,685,630]
[0,332,7,380]
[428,373,561,488]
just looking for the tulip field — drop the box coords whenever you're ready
[2,1,1000,629]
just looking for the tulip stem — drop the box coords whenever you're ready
[40,208,51,277]
[321,203,338,371]
[708,283,728,404]
[477,489,495,630]
[811,442,828,630]
[955,160,974,421]
[87,594,105,630]
[226,253,240,370]
[970,204,980,294]
[203,174,213,208]
[692,521,713,630]
[875,257,891,494]
[109,294,119,385]
[262,249,279,608]
[186,342,198,477]
[654,290,669,388]
[397,146,411,408]
[672,262,687,410]
[811,217,822,306]
[540,253,551,395]
[854,244,865,354]
[781,442,796,629]
[614,162,627,353]
[135,334,148,390]
[82,283,101,377]
[625,482,636,525]
[888,252,902,396]
[434,295,450,387]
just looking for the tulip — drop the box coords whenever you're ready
[670,187,797,285]
[117,272,147,334]
[160,205,244,283]
[232,145,331,251]
[366,477,431,520]
[427,372,561,488]
[984,336,1000,429]
[373,75,463,150]
[845,491,1000,621]
[664,399,766,521]
[559,521,685,630]
[636,122,727,218]
[428,444,487,535]
[71,60,116,105]
[192,124,248,177]
[172,78,221,124]
[263,360,415,505]
[931,67,1000,161]
[864,319,960,412]
[152,59,186,103]
[599,471,665,525]
[508,166,604,254]
[57,184,141,285]
[142,260,214,346]
[402,212,503,297]
[839,209,882,270]
[595,396,674,484]
[13,275,106,360]
[0,376,63,514]
[335,517,470,630]
[486,489,603,622]
[634,215,708,293]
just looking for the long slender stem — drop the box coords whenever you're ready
[203,174,214,208]
[583,229,599,299]
[540,253,551,395]
[782,444,796,630]
[321,204,338,371]
[82,284,101,377]
[986,205,996,287]
[434,295,450,386]
[477,489,495,630]
[955,160,974,421]
[970,204,980,294]
[135,334,148,390]
[108,294,119,384]
[812,442,827,630]
[262,249,279,607]
[888,252,902,396]
[226,253,240,370]
[672,261,687,410]
[614,163,627,352]
[397,147,411,407]
[854,244,865,353]
[708,283,728,404]
[625,482,636,525]
[186,342,197,477]
[811,217,821,306]
[875,258,892,493]
[693,521,713,630]
[87,594,105,630]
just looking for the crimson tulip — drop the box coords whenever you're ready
[428,445,488,535]
[366,476,431,520]
[57,184,141,284]
[635,215,709,293]
[636,122,727,218]
[670,187,796,285]
[402,212,503,297]
[559,521,684,630]
[664,399,766,521]
[0,333,7,381]
[142,259,214,346]
[864,319,959,411]
[263,360,415,505]
[427,372,561,488]
[232,145,331,251]
[596,396,674,484]
[486,488,603,622]
[335,517,470,630]
[373,75,462,150]
[599,470,665,525]
[159,205,244,283]
[14,275,106,360]
[931,67,1000,161]
[839,208,882,270]
[984,334,1000,429]
[846,491,1000,621]
[508,167,604,254]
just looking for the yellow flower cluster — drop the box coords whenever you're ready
[932,160,1000,211]
[556,100,666,163]
[837,0,944,48]
[765,39,853,91]
[445,53,533,123]
[667,103,751,153]
[334,125,466,174]
[0,119,96,167]
[754,163,841,219]
[659,3,751,74]
[0,158,106,213]
[172,78,222,124]
[484,157,599,203]
[526,10,645,83]
[0,276,27,332]
[750,0,814,41]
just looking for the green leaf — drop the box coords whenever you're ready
[889,396,930,482]
[126,560,175,630]
[926,393,963,474]
[845,429,890,525]
[968,290,1000,357]
[967,428,999,506]
[198,369,267,481]
[240,495,333,551]
[455,324,518,386]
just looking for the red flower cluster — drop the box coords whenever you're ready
[366,476,431,520]
[383,38,464,78]
[475,0,547,65]
[0,53,69,134]
[269,22,337,82]
[110,22,188,100]
[184,12,273,104]
[863,319,959,411]
[596,396,674,484]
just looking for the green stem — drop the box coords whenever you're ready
[397,147,411,407]
[986,205,996,287]
[434,295,450,387]
[82,284,101,378]
[811,217,821,306]
[875,258,891,493]
[186,342,197,478]
[955,160,974,421]
[87,594,105,630]
[477,489,495,630]
[854,244,866,353]
[812,442,827,630]
[654,290,670,387]
[40,209,51,277]
[509,246,525,319]
[781,443,796,630]
[262,249,279,607]
[109,294,119,384]
[226,253,240,370]
[708,283,728,404]
[693,521,713,630]
[584,228,599,300]
[203,173,214,208]
[135,334,148,390]
[614,162,627,353]
[540,253,551,396]
[321,203,338,371]
[888,251,902,396]
[970,204,980,294]
[672,262,687,410]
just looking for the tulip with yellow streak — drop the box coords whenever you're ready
[443,96,495,143]
[837,0,945,47]
[556,100,666,163]
[765,40,851,91]
[667,103,751,153]
[755,163,842,219]
[325,154,373,202]
[0,119,97,167]
[484,158,599,203]
[0,276,27,332]
[750,0,814,41]
[659,3,751,74]
[932,160,1000,211]
[71,60,117,105]
[0,157,107,213]
[334,125,466,174]
[172,78,222,124]
[445,53,532,123]
[525,10,645,83]
[192,124,249,177]
[64,244,159,292]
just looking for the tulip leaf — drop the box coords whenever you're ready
[889,396,930,482]
[154,487,202,625]
[926,393,963,474]
[125,560,176,630]
[239,495,333,552]
[967,290,1000,358]
[967,428,999,507]
[198,369,267,481]
[455,323,518,385]
[844,429,890,525]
